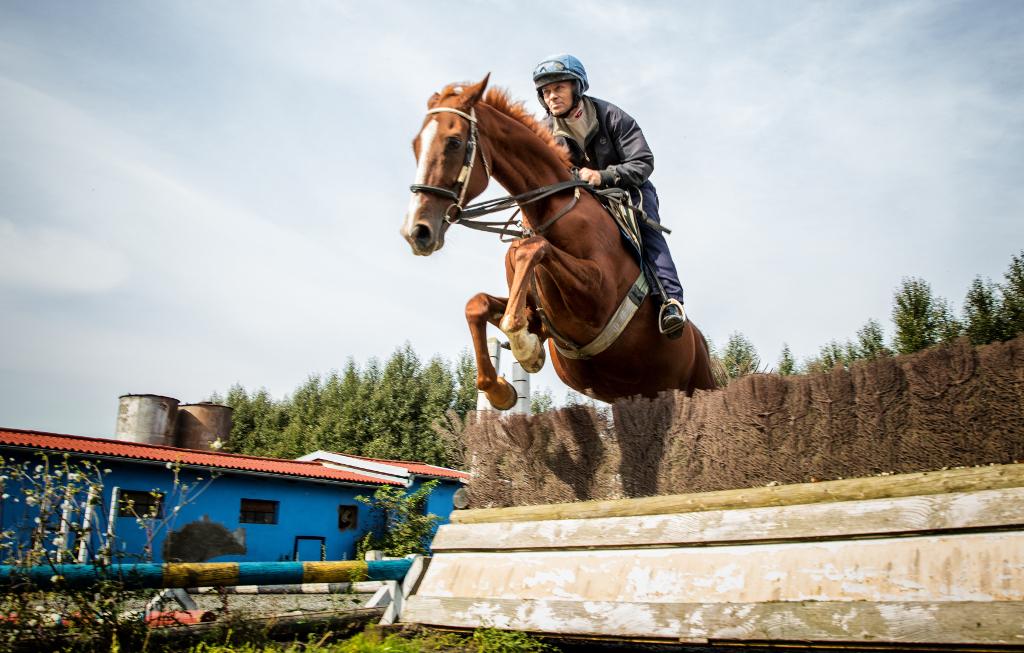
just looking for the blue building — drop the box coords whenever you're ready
[0,427,467,564]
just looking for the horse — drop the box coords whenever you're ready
[401,75,716,410]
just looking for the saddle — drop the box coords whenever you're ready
[589,187,672,301]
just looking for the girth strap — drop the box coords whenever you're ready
[540,270,650,360]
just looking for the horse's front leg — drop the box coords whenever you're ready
[499,237,551,373]
[465,292,517,410]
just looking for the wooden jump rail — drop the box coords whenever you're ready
[398,463,1024,648]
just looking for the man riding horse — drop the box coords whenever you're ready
[532,54,688,339]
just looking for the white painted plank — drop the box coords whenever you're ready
[433,486,1024,551]
[417,531,1024,603]
[401,597,1024,645]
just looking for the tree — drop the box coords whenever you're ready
[220,385,288,456]
[721,332,761,379]
[777,344,796,376]
[1000,251,1024,339]
[451,350,478,417]
[530,388,555,414]
[963,277,1006,345]
[213,344,476,467]
[853,319,891,359]
[891,277,960,354]
[355,480,442,557]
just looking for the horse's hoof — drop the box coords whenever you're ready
[521,343,546,374]
[487,377,518,411]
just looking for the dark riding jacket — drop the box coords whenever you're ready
[545,96,656,192]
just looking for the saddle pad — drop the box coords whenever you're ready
[592,188,643,264]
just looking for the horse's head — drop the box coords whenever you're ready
[402,74,491,256]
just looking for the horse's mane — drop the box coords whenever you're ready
[436,83,571,169]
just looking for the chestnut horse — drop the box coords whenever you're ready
[401,75,716,409]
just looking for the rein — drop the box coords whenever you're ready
[408,106,589,240]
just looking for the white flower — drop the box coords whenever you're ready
[34,517,41,524]
[165,462,172,469]
[1,494,8,500]
[34,465,43,473]
[25,496,39,506]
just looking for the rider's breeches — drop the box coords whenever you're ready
[637,184,685,304]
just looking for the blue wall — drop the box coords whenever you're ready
[0,448,462,564]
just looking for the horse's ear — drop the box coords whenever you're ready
[427,92,440,108]
[460,73,490,107]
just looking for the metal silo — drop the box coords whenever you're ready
[176,402,233,451]
[115,394,180,446]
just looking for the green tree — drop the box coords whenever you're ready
[963,277,1006,345]
[999,251,1024,338]
[221,385,288,456]
[777,344,796,376]
[721,332,760,379]
[451,349,478,417]
[356,480,442,557]
[853,318,892,359]
[891,277,960,354]
[531,388,555,414]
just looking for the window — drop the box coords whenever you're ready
[119,490,164,519]
[239,498,278,524]
[338,504,358,530]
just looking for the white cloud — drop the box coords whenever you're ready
[0,221,130,293]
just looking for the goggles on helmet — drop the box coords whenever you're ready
[533,60,567,77]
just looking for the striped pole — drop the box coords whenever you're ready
[0,559,412,591]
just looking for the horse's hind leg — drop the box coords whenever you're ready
[465,292,517,410]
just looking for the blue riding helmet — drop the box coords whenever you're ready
[533,54,589,112]
[532,54,589,92]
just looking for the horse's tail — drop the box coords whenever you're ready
[697,330,728,390]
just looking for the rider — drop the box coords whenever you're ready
[532,54,687,338]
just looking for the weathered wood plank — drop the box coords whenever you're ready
[417,531,1024,603]
[452,462,1024,524]
[434,486,1024,551]
[400,597,1024,645]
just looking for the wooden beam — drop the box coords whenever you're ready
[415,532,1024,604]
[452,462,1024,524]
[401,597,1024,645]
[434,486,1024,551]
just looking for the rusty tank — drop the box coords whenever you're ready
[176,402,233,450]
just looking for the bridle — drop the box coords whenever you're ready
[408,104,589,240]
[408,107,491,223]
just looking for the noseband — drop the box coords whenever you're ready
[409,107,491,222]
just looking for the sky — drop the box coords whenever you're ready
[1,1,1022,438]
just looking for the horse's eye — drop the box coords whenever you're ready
[446,137,462,151]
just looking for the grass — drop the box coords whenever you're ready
[185,626,556,653]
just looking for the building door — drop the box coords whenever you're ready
[293,535,326,561]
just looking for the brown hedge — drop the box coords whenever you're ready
[463,335,1024,508]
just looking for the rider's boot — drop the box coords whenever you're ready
[658,298,687,339]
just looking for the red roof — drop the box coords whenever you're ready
[336,452,469,481]
[0,428,401,486]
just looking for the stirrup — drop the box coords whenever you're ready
[658,299,687,338]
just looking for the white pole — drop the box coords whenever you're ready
[103,486,120,566]
[77,486,100,564]
[511,360,531,415]
[56,487,74,564]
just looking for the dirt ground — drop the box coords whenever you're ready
[463,335,1024,507]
